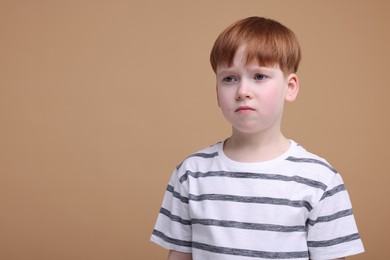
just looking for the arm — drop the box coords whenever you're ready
[167,250,192,260]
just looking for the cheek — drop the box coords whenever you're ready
[216,93,222,107]
[259,89,285,112]
[216,94,233,116]
[216,90,229,108]
[217,98,229,111]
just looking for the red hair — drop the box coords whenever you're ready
[210,17,301,75]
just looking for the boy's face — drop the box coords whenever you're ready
[216,48,299,136]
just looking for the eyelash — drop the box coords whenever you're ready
[254,73,266,80]
[221,73,267,83]
[222,76,236,83]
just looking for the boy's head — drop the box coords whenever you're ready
[210,17,301,76]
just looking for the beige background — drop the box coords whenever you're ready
[1,0,389,259]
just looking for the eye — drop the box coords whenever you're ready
[254,73,266,80]
[222,76,237,83]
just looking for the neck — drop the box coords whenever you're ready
[223,129,290,163]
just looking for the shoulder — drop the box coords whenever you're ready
[288,142,337,173]
[175,141,222,172]
[284,141,339,186]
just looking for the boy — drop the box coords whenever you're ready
[151,17,364,260]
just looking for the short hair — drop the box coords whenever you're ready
[210,17,301,75]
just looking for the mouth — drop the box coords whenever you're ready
[235,106,255,112]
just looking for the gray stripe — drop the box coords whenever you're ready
[160,207,191,225]
[176,152,219,170]
[166,185,189,204]
[192,218,306,232]
[306,209,353,226]
[167,184,312,211]
[152,229,309,259]
[308,233,360,247]
[320,184,346,200]
[189,194,313,211]
[191,152,219,158]
[152,229,192,248]
[286,156,338,174]
[180,170,327,190]
[192,241,309,259]
[160,207,305,232]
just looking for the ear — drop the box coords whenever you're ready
[285,73,299,102]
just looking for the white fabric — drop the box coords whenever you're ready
[151,140,364,259]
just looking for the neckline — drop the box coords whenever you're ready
[217,139,297,169]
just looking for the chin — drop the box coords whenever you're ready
[233,127,264,135]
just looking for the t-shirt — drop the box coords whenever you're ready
[151,140,364,259]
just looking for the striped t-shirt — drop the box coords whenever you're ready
[151,140,364,259]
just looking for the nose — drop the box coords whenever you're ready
[235,81,252,100]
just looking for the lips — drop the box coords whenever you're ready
[235,106,255,112]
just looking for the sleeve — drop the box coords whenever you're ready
[150,167,193,253]
[306,173,365,259]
